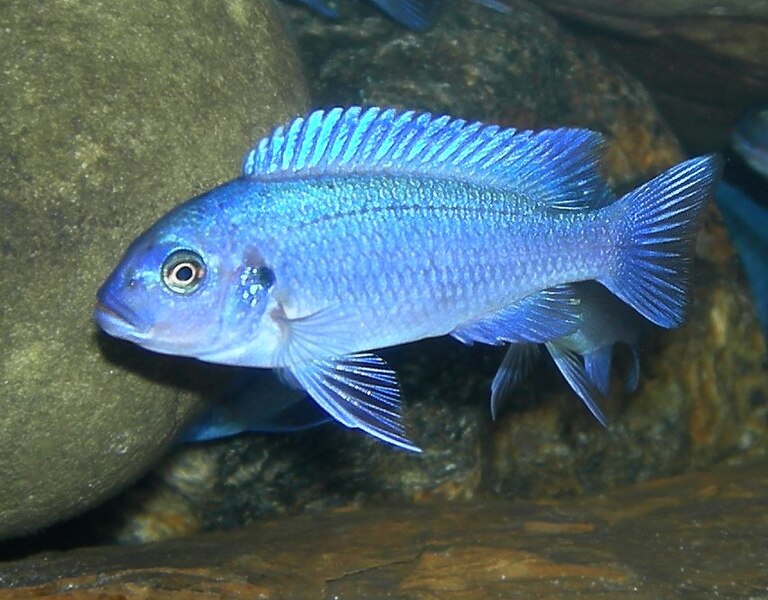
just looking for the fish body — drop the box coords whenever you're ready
[290,0,509,30]
[95,107,719,451]
[492,281,648,423]
[209,176,609,363]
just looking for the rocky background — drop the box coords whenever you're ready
[1,0,767,597]
[531,0,768,153]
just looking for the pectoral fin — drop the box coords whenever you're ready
[451,285,581,346]
[290,353,421,452]
[274,303,357,368]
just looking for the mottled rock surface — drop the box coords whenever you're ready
[15,0,761,550]
[532,0,768,152]
[2,457,767,598]
[0,0,308,538]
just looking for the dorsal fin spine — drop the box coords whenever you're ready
[296,112,315,170]
[242,106,612,211]
[285,114,302,171]
[313,107,343,169]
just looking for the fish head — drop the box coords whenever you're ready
[94,190,273,362]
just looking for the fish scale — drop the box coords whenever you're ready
[94,106,719,451]
[250,177,601,343]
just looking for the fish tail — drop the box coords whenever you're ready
[601,155,720,328]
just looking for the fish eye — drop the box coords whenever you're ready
[162,250,206,295]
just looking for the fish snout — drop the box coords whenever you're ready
[93,282,152,337]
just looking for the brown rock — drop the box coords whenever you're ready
[2,458,767,598]
[533,0,768,151]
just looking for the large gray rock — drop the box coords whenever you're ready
[0,0,308,538]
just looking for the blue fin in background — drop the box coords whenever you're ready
[370,0,440,31]
[490,342,608,425]
[585,343,641,396]
[731,107,768,179]
[243,106,613,210]
[625,343,641,393]
[715,181,768,341]
[179,371,330,444]
[583,346,613,397]
[474,0,511,13]
[451,285,582,346]
[290,0,510,30]
[602,155,721,329]
[290,353,421,452]
[291,0,338,18]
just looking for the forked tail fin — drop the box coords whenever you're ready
[601,155,721,328]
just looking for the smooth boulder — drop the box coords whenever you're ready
[0,0,308,538]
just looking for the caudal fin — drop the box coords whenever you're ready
[601,155,720,328]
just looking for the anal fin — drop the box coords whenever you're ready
[451,284,581,346]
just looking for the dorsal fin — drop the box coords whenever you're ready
[242,106,612,211]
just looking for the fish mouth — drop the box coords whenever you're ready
[93,291,151,338]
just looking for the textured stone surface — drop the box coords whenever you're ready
[2,457,767,598]
[0,0,308,538]
[532,0,768,152]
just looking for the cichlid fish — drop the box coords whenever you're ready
[94,106,719,451]
[491,281,649,424]
[716,107,768,342]
[290,0,510,31]
[731,107,768,178]
[715,181,768,341]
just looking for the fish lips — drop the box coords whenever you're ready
[93,287,152,340]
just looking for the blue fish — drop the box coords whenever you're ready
[290,0,510,31]
[491,281,650,424]
[731,107,768,178]
[717,107,768,341]
[180,371,330,443]
[715,182,768,341]
[94,106,719,451]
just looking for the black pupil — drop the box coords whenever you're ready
[174,263,195,283]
